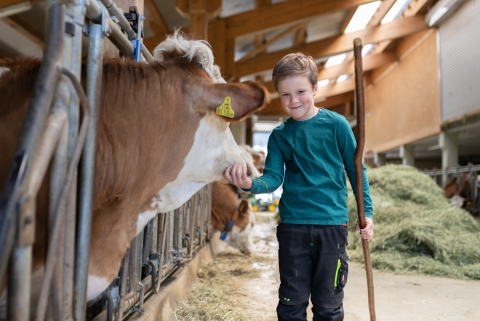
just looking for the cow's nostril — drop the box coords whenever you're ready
[241,248,251,255]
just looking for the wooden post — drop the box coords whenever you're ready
[246,117,253,146]
[209,19,226,72]
[189,0,207,40]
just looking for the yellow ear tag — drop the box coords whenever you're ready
[216,97,235,118]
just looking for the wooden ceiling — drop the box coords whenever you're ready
[0,0,438,116]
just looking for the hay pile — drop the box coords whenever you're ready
[347,164,480,279]
[174,251,274,320]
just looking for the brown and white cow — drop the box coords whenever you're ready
[210,148,261,255]
[211,182,255,255]
[0,31,269,302]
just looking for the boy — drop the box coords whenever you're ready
[224,53,374,321]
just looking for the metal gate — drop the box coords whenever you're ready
[0,1,212,320]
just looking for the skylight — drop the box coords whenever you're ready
[317,79,330,87]
[381,0,412,24]
[362,44,375,56]
[337,74,350,82]
[325,53,347,67]
[344,1,381,34]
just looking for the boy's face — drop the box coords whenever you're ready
[277,76,318,121]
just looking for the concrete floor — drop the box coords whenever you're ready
[222,213,480,321]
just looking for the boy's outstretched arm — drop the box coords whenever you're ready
[224,133,284,194]
[337,118,374,241]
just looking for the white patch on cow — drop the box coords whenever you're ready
[0,67,9,78]
[226,204,256,255]
[449,195,465,208]
[154,30,226,84]
[87,275,111,301]
[135,113,247,232]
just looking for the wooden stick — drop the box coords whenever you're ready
[353,38,376,321]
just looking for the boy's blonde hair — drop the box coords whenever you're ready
[272,53,318,91]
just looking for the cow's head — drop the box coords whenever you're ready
[147,31,269,214]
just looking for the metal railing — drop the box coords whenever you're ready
[0,0,212,320]
[92,185,213,321]
[424,164,480,214]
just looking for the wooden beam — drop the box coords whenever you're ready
[206,0,222,19]
[315,77,356,100]
[0,17,42,48]
[237,22,305,63]
[144,0,168,37]
[258,91,355,115]
[367,0,396,26]
[403,0,436,17]
[0,0,40,10]
[236,14,428,78]
[256,0,272,7]
[293,23,308,46]
[225,0,377,39]
[338,6,358,33]
[372,0,432,54]
[318,51,397,80]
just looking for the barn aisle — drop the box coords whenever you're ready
[175,212,480,320]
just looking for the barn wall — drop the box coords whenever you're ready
[364,29,441,154]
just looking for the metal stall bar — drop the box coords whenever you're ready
[85,0,154,61]
[0,0,65,287]
[73,21,104,321]
[48,0,79,317]
[35,66,93,321]
[63,0,86,317]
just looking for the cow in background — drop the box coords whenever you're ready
[211,182,255,255]
[443,173,479,208]
[240,144,266,173]
[0,31,269,304]
[210,147,261,255]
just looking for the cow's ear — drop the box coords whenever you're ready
[203,81,270,121]
[238,199,250,217]
[252,154,261,164]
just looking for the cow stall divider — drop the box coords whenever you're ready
[0,1,213,320]
[423,164,480,215]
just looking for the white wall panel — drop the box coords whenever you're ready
[438,0,480,121]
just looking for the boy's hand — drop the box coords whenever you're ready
[355,217,374,241]
[224,164,253,190]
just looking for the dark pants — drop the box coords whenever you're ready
[276,223,349,321]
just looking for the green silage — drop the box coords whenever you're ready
[347,164,480,279]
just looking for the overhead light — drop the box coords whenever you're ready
[425,0,468,27]
[381,0,412,24]
[344,1,381,34]
[317,79,330,87]
[337,74,350,82]
[362,44,375,56]
[325,53,347,67]
[0,1,32,18]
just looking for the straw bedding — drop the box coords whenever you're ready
[347,164,480,279]
[174,251,274,320]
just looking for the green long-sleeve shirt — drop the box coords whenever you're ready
[245,108,372,225]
